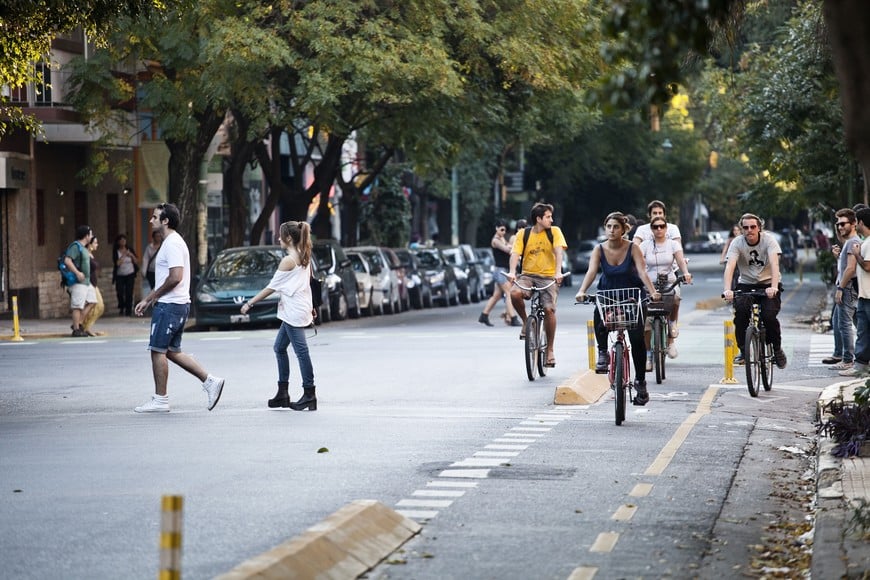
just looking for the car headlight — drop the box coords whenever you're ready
[326,273,341,291]
[429,271,444,284]
[454,268,467,281]
[405,275,419,288]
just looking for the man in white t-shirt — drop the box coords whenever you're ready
[633,200,682,247]
[843,208,870,377]
[132,203,225,413]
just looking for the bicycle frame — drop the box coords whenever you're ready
[514,279,557,381]
[646,273,687,384]
[729,288,774,396]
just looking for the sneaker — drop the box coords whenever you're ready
[134,395,169,413]
[840,364,869,377]
[821,356,843,365]
[774,348,787,369]
[633,379,649,406]
[203,375,225,411]
[596,351,609,374]
[645,351,653,371]
[669,321,679,338]
[667,343,678,359]
[71,328,88,337]
[831,360,854,371]
[733,353,745,365]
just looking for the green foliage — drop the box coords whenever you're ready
[816,247,837,286]
[856,382,870,408]
[360,164,412,248]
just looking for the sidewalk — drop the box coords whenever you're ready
[0,313,160,340]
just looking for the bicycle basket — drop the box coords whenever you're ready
[595,288,642,330]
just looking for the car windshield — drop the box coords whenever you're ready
[415,251,440,268]
[312,245,334,269]
[443,250,461,265]
[210,250,281,278]
[348,253,366,273]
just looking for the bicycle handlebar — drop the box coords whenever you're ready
[513,279,559,292]
[721,288,771,299]
[655,272,689,294]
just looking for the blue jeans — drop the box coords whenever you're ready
[834,287,857,362]
[148,302,190,353]
[855,298,870,365]
[274,322,314,386]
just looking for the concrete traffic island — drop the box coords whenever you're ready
[216,500,421,579]
[554,369,610,405]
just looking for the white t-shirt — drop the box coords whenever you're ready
[155,231,191,305]
[634,222,682,247]
[268,264,314,327]
[858,238,870,299]
[640,238,681,283]
[726,232,782,285]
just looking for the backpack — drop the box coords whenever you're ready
[58,242,82,288]
[518,227,554,273]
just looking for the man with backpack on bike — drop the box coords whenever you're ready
[722,213,787,369]
[507,203,568,368]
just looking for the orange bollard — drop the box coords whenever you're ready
[720,320,738,384]
[11,296,23,342]
[587,320,596,370]
[159,495,183,580]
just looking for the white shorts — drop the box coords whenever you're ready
[69,284,98,310]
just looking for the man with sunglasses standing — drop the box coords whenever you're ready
[722,213,787,368]
[826,209,861,371]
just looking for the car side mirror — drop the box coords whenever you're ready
[340,259,352,269]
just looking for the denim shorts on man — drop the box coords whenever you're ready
[149,302,190,353]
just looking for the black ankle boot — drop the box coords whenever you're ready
[289,386,317,411]
[478,313,494,327]
[268,381,290,408]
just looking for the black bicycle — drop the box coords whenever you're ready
[727,288,774,396]
[514,279,558,381]
[647,273,688,385]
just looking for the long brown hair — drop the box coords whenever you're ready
[279,221,312,267]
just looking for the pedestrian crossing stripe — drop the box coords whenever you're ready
[808,334,835,367]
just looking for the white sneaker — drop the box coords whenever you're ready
[134,395,169,413]
[645,351,653,372]
[667,344,678,359]
[839,364,868,377]
[203,375,225,410]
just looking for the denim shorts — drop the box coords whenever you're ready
[148,302,190,353]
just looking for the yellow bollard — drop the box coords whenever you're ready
[159,495,183,580]
[11,296,23,342]
[720,320,738,384]
[587,320,596,370]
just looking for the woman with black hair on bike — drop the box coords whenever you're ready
[575,212,660,405]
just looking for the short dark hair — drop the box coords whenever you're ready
[836,208,856,223]
[75,225,92,240]
[494,219,507,229]
[157,203,181,230]
[647,200,666,217]
[529,202,554,223]
[856,208,870,228]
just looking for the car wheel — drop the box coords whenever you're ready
[423,288,433,309]
[459,283,471,304]
[449,282,459,306]
[348,292,361,319]
[411,289,423,310]
[332,292,349,321]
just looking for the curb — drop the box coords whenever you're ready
[554,369,610,405]
[215,500,421,579]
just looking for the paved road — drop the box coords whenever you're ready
[0,257,834,579]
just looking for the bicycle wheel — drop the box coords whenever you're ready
[524,315,539,381]
[652,317,665,384]
[614,341,626,425]
[537,314,548,377]
[760,329,773,391]
[744,326,761,397]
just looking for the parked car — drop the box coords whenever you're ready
[570,239,598,276]
[382,247,411,312]
[194,245,285,328]
[347,246,401,314]
[312,239,361,320]
[561,252,573,287]
[412,247,458,307]
[346,250,384,316]
[474,247,496,295]
[392,248,433,309]
[441,244,485,304]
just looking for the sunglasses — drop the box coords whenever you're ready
[651,224,666,230]
[742,224,758,230]
[836,222,851,228]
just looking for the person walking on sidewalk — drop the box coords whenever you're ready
[827,209,860,371]
[133,203,225,413]
[479,219,521,327]
[112,234,138,316]
[64,225,96,337]
[240,221,318,411]
[81,235,105,337]
[723,212,787,369]
[842,208,870,377]
[141,229,163,292]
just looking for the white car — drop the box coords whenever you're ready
[346,251,385,316]
[347,246,400,314]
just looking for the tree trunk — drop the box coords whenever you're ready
[824,0,870,199]
[224,111,257,248]
[250,129,284,245]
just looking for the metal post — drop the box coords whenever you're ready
[450,165,459,246]
[720,320,738,384]
[11,296,23,342]
[587,320,596,370]
[159,495,183,580]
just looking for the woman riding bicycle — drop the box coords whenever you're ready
[575,212,660,405]
[639,215,692,367]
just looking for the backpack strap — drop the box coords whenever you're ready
[520,227,554,270]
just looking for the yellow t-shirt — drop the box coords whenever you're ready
[512,226,568,277]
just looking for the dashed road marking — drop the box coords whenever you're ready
[629,483,653,497]
[568,566,598,580]
[611,504,637,521]
[412,490,465,498]
[589,532,619,553]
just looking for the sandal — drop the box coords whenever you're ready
[544,356,556,368]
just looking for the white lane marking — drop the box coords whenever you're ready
[484,444,528,450]
[199,336,242,341]
[396,509,439,519]
[510,427,551,432]
[396,499,453,508]
[412,490,465,498]
[590,532,619,552]
[568,566,598,580]
[451,458,508,467]
[502,432,545,438]
[426,481,478,488]
[629,483,653,497]
[492,438,536,443]
[710,383,824,393]
[0,342,37,346]
[474,451,520,458]
[611,504,637,521]
[529,414,571,420]
[438,469,490,479]
[520,420,559,426]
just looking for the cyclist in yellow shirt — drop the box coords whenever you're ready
[507,203,568,367]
